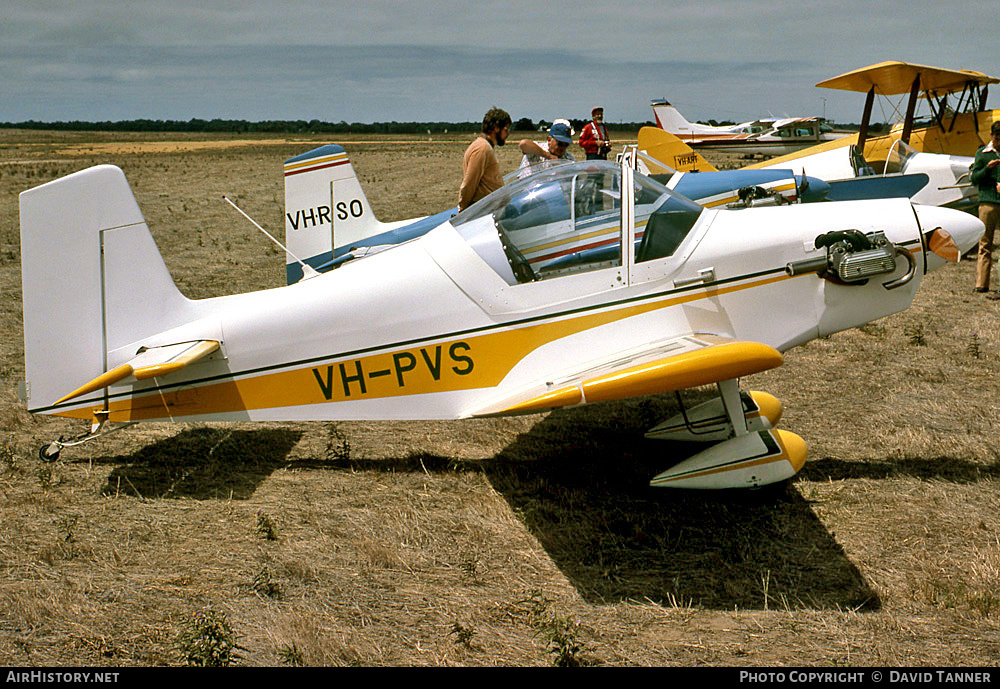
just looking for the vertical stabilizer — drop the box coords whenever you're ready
[283,145,383,283]
[637,127,718,172]
[651,99,705,136]
[20,165,191,410]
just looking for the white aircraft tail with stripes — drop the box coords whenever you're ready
[283,145,455,284]
[650,99,766,139]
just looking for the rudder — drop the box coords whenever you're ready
[20,165,191,411]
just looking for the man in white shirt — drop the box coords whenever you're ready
[517,121,576,178]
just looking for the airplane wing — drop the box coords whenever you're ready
[817,61,999,95]
[771,117,819,129]
[470,334,781,416]
[55,340,220,404]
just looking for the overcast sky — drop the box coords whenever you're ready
[2,0,998,125]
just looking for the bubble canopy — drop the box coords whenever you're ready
[451,161,704,284]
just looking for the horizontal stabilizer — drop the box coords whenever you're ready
[55,340,220,404]
[472,334,782,416]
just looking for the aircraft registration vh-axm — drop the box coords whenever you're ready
[19,152,983,489]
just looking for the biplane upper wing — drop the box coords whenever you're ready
[817,61,999,95]
[55,340,220,404]
[469,333,782,417]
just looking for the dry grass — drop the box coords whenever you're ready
[1,130,999,666]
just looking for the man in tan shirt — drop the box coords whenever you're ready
[458,107,512,210]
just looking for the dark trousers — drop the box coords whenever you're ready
[586,153,608,160]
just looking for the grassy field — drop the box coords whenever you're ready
[1,129,999,667]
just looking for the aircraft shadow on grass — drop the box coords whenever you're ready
[476,397,881,611]
[801,456,1000,483]
[92,426,302,501]
[308,393,891,612]
[85,398,997,611]
[481,399,1000,609]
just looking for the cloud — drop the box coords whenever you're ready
[1,1,997,123]
[1,42,820,122]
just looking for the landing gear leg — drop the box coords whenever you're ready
[717,378,748,437]
[37,413,137,462]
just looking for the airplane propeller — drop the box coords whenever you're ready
[796,168,810,201]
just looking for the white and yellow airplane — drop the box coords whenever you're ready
[19,152,983,489]
[813,61,1000,161]
[736,61,999,197]
[650,99,848,156]
[645,62,999,212]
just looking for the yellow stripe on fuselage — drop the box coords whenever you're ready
[54,272,796,422]
[742,136,857,170]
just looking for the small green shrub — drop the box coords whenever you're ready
[538,613,583,667]
[278,642,305,666]
[177,608,241,667]
[255,510,278,540]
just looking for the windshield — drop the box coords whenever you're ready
[453,161,703,283]
[884,140,920,175]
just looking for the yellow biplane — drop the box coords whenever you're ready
[753,61,999,171]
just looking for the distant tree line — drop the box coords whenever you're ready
[0,119,480,134]
[0,118,658,134]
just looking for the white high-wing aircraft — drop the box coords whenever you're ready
[19,153,983,489]
[650,99,848,155]
[650,98,774,139]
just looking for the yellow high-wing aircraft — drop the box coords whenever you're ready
[19,152,983,489]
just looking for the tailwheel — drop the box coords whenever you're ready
[37,416,137,461]
[38,442,61,462]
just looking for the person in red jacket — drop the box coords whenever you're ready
[579,107,612,160]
